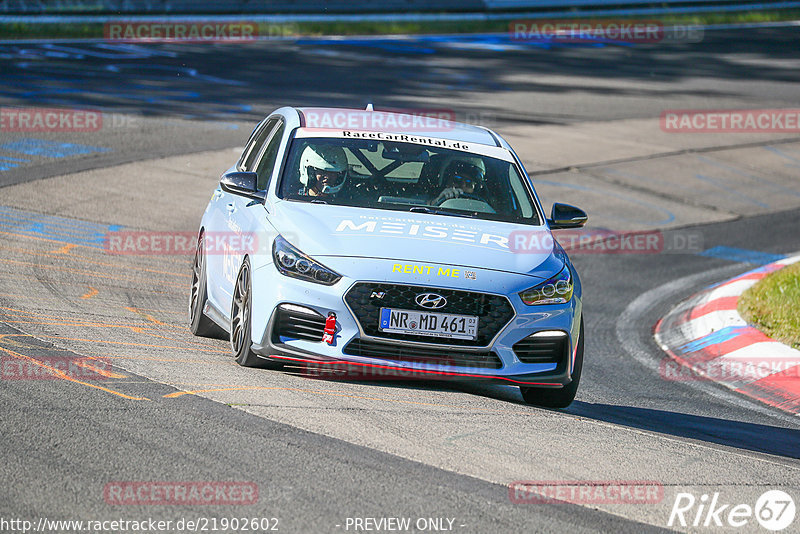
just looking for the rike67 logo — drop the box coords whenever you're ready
[668,490,795,531]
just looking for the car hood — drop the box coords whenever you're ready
[268,201,561,279]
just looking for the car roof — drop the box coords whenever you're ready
[295,107,502,148]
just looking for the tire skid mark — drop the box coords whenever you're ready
[122,307,185,315]
[1,319,148,330]
[0,257,185,288]
[0,245,189,278]
[0,229,99,250]
[1,305,169,328]
[0,306,224,353]
[135,328,225,350]
[0,344,147,401]
[36,335,229,353]
[125,306,166,326]
[0,293,73,300]
[91,354,235,364]
[119,307,225,348]
[0,272,181,296]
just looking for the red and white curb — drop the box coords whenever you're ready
[655,254,800,415]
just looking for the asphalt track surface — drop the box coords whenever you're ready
[1,27,800,533]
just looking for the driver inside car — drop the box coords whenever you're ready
[299,144,349,198]
[430,157,486,206]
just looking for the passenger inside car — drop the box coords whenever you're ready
[430,157,487,205]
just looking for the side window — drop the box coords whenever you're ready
[254,122,285,190]
[239,118,278,171]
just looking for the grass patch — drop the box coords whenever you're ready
[658,8,800,26]
[738,261,800,349]
[0,10,799,40]
[0,22,101,39]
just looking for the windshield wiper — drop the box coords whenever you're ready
[409,206,434,214]
[409,206,476,218]
[310,199,328,204]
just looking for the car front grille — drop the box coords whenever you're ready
[342,339,503,369]
[272,305,326,343]
[343,283,514,346]
[513,333,568,370]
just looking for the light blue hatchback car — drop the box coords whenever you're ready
[190,106,588,407]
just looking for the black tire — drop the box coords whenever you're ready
[230,258,270,367]
[189,232,226,339]
[520,317,584,409]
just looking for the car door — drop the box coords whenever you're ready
[206,117,279,314]
[228,117,286,264]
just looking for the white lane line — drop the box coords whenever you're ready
[705,279,759,301]
[680,310,748,341]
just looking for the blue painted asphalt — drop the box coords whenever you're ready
[680,325,747,352]
[0,138,110,158]
[0,155,28,171]
[0,205,121,248]
[698,246,787,266]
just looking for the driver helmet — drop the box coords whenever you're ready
[442,156,486,191]
[300,144,348,194]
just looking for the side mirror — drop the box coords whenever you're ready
[548,203,587,229]
[220,171,265,201]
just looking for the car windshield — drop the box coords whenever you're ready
[278,136,542,225]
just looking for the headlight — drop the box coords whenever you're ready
[272,235,341,286]
[519,266,573,305]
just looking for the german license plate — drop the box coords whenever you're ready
[379,308,478,340]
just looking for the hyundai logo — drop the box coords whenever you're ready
[415,293,447,309]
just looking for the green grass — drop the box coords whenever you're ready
[738,261,800,350]
[1,10,799,40]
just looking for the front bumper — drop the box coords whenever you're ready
[249,257,582,387]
